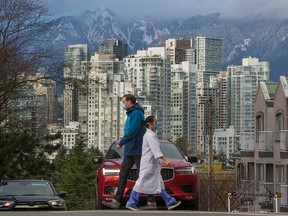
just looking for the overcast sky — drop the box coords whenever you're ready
[46,0,288,20]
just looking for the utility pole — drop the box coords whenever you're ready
[208,96,214,211]
[116,81,120,141]
[98,80,102,152]
[110,96,113,145]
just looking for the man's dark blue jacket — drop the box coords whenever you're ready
[119,103,146,156]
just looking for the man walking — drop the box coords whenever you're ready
[102,94,156,209]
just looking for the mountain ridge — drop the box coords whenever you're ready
[46,8,288,81]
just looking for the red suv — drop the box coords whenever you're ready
[93,140,198,210]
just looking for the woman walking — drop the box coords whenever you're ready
[125,115,181,211]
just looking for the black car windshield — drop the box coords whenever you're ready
[0,181,55,196]
[106,142,184,159]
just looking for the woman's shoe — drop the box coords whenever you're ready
[167,201,181,210]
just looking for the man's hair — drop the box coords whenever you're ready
[123,94,136,104]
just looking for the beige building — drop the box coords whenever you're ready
[210,72,228,130]
[13,74,58,135]
[124,47,172,140]
[63,44,90,127]
[47,121,80,154]
[32,77,58,126]
[84,53,127,152]
[235,76,288,211]
[227,57,270,146]
[213,126,235,161]
[196,86,218,159]
[171,61,197,151]
[165,38,192,64]
[195,37,223,159]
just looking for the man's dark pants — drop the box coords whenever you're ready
[114,155,155,203]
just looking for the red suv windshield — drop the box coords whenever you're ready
[106,141,185,159]
[106,143,125,159]
[159,143,185,159]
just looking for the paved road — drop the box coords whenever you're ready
[0,210,285,216]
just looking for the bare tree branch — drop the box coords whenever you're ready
[0,0,62,131]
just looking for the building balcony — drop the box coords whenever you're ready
[240,132,254,151]
[280,130,288,151]
[258,131,274,151]
[258,181,274,204]
[239,179,255,198]
[278,184,288,207]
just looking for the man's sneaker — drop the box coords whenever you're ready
[125,205,139,211]
[140,202,157,210]
[102,199,120,209]
[167,200,181,210]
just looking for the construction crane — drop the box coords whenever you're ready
[155,27,164,46]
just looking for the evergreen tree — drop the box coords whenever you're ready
[214,149,228,169]
[51,138,102,210]
[52,145,67,172]
[0,130,56,179]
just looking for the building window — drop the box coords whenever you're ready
[237,163,245,182]
[276,113,284,140]
[266,164,273,182]
[256,115,264,141]
[256,164,264,182]
[248,162,254,180]
[276,165,284,184]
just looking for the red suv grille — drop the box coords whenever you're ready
[161,168,174,181]
[127,168,174,182]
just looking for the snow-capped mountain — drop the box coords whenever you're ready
[46,8,288,81]
[82,8,128,50]
[49,16,87,49]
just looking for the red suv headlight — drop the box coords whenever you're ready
[102,168,120,176]
[176,167,195,174]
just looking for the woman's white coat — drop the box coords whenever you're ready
[133,129,165,194]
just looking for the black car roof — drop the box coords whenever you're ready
[2,179,50,183]
[3,179,48,181]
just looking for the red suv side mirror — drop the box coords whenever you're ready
[92,156,102,164]
[187,156,198,163]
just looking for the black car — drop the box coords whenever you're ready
[0,179,67,211]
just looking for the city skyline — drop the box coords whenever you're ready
[46,0,288,20]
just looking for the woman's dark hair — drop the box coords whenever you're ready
[123,94,136,104]
[142,115,156,128]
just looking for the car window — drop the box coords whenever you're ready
[0,181,55,196]
[160,143,185,159]
[106,143,125,159]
